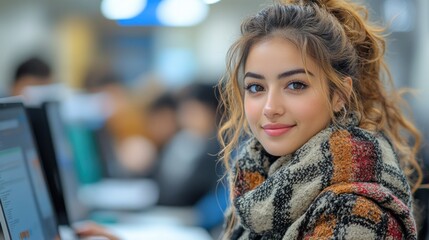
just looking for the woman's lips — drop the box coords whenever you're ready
[262,124,295,137]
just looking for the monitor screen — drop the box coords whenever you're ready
[45,102,88,222]
[0,103,59,240]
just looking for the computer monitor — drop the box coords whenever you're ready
[0,102,60,240]
[26,102,88,226]
[44,102,89,223]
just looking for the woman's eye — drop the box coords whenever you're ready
[245,84,264,93]
[287,81,307,90]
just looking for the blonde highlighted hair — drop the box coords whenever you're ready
[218,0,422,203]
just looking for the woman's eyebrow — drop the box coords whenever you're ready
[277,68,313,79]
[244,72,264,80]
[244,69,314,80]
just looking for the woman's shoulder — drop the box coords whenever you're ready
[323,126,412,205]
[301,192,410,239]
[327,126,398,162]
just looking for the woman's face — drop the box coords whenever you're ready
[244,37,339,156]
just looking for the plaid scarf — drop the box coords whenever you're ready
[226,121,416,239]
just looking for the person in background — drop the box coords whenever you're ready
[218,0,422,239]
[132,91,180,180]
[83,65,157,177]
[156,82,222,207]
[10,56,53,96]
[153,82,227,237]
[76,82,228,239]
[144,92,179,160]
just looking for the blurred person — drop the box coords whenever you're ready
[10,56,53,96]
[153,82,228,238]
[83,64,157,177]
[155,82,222,207]
[76,82,227,239]
[144,92,179,156]
[117,91,180,179]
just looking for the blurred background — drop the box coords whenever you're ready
[0,0,428,239]
[0,0,428,122]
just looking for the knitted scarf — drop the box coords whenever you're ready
[226,120,416,239]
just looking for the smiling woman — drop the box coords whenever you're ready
[243,37,339,156]
[217,0,422,239]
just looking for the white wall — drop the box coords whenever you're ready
[0,1,56,96]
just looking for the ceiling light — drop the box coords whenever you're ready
[203,0,221,4]
[156,0,209,27]
[101,0,147,20]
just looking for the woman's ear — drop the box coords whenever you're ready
[333,76,353,112]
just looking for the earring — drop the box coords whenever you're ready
[334,105,347,126]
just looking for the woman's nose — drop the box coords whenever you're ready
[263,91,285,119]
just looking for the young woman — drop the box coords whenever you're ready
[218,0,422,239]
